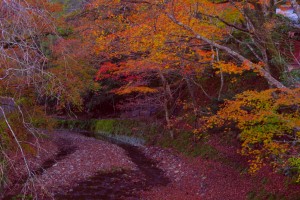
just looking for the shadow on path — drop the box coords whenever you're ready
[55,133,170,200]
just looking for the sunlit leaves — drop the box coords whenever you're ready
[114,86,158,95]
[205,89,300,174]
[213,61,251,74]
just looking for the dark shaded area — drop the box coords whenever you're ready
[2,139,77,200]
[32,142,77,176]
[55,134,169,200]
[56,170,144,200]
[277,104,300,114]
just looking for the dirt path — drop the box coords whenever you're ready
[3,130,300,200]
[55,142,170,199]
[2,130,203,199]
[3,130,135,199]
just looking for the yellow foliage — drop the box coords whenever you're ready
[213,61,251,74]
[204,89,300,174]
[114,86,158,95]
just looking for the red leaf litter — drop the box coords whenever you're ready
[140,134,300,199]
[2,131,300,200]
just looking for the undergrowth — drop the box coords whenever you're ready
[57,118,162,141]
[58,119,226,160]
[0,106,54,193]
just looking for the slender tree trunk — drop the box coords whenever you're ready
[218,70,224,101]
[163,93,174,139]
[184,74,198,129]
[184,74,197,115]
[158,70,174,139]
[181,55,197,116]
[160,73,173,99]
[215,48,224,101]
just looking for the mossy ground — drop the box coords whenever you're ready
[58,119,223,160]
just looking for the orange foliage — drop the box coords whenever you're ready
[204,89,300,174]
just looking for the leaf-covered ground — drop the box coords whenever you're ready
[2,130,300,200]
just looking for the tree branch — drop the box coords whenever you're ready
[166,13,287,89]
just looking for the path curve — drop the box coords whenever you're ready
[3,130,204,200]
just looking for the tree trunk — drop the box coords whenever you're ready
[158,70,174,139]
[184,74,197,115]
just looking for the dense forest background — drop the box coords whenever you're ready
[1,0,300,198]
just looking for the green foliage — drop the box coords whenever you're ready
[280,70,300,86]
[54,0,86,13]
[10,194,33,200]
[57,26,74,37]
[92,119,116,133]
[192,143,220,158]
[58,119,92,130]
[247,190,287,200]
[58,118,220,158]
[288,157,300,182]
[30,110,57,130]
[57,118,159,140]
[158,130,220,158]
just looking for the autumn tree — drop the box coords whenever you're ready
[88,0,296,93]
[0,0,98,194]
[204,89,300,179]
[80,0,300,174]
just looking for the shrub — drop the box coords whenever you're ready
[205,89,300,178]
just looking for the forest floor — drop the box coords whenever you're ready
[2,130,300,200]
